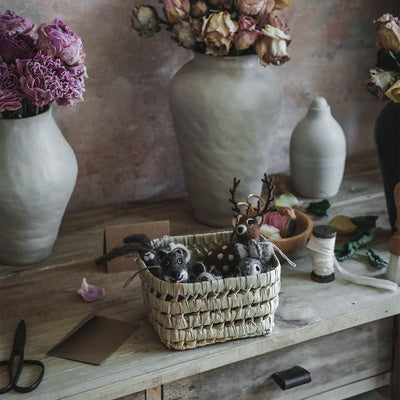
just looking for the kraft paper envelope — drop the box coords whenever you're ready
[48,315,138,365]
[104,220,170,273]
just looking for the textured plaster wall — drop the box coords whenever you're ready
[2,0,398,213]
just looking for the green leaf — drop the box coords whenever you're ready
[365,248,388,270]
[306,199,330,216]
[334,215,378,261]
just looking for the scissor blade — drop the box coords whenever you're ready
[12,320,26,353]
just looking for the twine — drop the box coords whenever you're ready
[307,234,399,291]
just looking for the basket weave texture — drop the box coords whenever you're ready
[139,231,281,350]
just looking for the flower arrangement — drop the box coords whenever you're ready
[0,10,87,119]
[367,13,400,103]
[131,0,292,66]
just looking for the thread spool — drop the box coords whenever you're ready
[307,225,337,283]
[264,211,295,238]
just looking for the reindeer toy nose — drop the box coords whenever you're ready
[237,225,247,235]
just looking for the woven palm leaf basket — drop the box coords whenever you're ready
[138,231,281,350]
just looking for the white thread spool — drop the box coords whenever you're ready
[307,225,337,283]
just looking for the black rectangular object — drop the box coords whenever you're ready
[272,365,312,390]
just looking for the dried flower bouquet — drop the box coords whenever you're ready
[132,0,292,66]
[367,13,400,103]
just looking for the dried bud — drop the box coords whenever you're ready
[131,6,161,38]
[172,19,197,48]
[375,13,400,53]
[367,67,398,99]
[190,1,208,18]
[163,0,190,24]
[255,24,290,66]
[201,11,238,56]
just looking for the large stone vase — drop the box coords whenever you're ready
[170,54,283,227]
[0,106,78,265]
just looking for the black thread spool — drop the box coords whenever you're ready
[310,225,337,283]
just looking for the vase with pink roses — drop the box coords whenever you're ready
[132,0,293,227]
[0,10,87,265]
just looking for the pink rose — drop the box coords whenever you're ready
[255,25,290,66]
[37,18,85,66]
[234,16,261,50]
[201,11,238,56]
[234,0,273,16]
[163,0,190,24]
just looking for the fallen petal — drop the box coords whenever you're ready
[77,278,105,302]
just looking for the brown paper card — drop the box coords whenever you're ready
[48,315,138,365]
[104,220,170,273]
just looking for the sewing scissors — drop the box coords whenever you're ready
[0,320,44,394]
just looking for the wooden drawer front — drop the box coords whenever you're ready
[164,318,393,400]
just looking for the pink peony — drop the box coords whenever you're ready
[37,18,85,66]
[0,62,24,111]
[0,32,36,64]
[0,10,35,35]
[17,51,68,106]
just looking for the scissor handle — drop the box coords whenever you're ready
[0,358,44,394]
[13,360,45,393]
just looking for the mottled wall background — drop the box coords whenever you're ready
[2,0,398,213]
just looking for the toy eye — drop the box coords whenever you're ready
[177,258,182,264]
[247,218,255,225]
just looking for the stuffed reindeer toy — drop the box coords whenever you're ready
[203,173,295,276]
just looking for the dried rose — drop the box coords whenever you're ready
[190,1,208,18]
[255,24,290,66]
[385,79,400,103]
[209,0,233,9]
[258,9,289,33]
[37,18,85,66]
[172,20,198,48]
[235,0,272,16]
[0,62,24,112]
[367,67,398,99]
[131,6,161,38]
[77,278,105,302]
[163,0,190,24]
[201,11,238,56]
[234,16,261,51]
[0,32,36,64]
[0,10,35,35]
[275,0,292,9]
[375,14,400,53]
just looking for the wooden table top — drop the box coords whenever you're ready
[1,153,399,400]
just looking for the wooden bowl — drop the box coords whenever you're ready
[271,209,313,258]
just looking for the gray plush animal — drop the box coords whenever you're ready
[234,238,275,276]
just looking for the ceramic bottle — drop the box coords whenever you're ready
[289,97,346,198]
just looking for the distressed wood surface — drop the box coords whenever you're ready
[0,153,399,400]
[163,318,393,400]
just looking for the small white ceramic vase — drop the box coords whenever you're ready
[170,54,283,227]
[0,106,78,265]
[289,97,346,198]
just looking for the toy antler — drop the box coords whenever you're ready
[229,177,242,215]
[261,173,275,214]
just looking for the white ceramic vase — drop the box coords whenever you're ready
[170,54,283,227]
[0,106,78,265]
[289,97,346,198]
